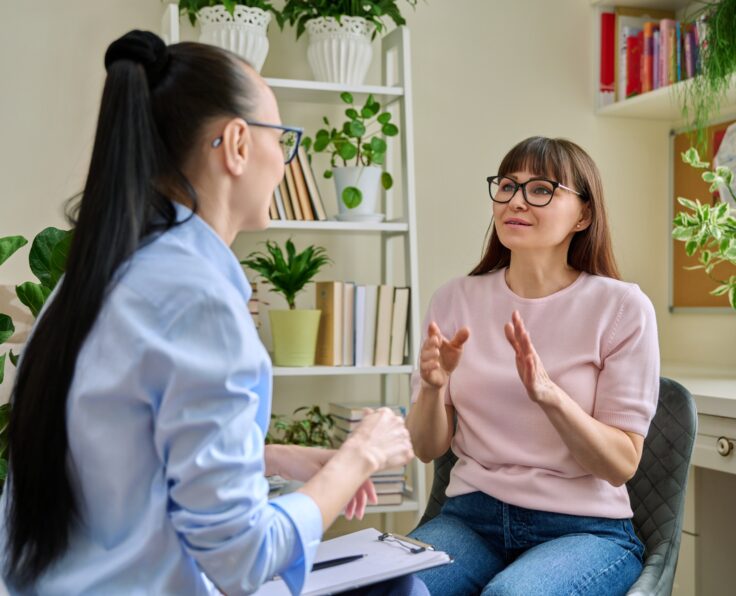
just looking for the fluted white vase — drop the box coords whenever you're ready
[305,17,375,86]
[198,5,271,72]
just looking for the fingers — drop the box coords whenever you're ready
[449,327,470,348]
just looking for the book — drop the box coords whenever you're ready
[342,282,355,366]
[329,402,404,421]
[283,164,303,220]
[269,194,279,219]
[676,20,682,82]
[372,480,405,494]
[357,285,378,368]
[374,493,403,506]
[254,528,451,595]
[373,285,395,367]
[290,158,315,221]
[389,287,410,366]
[315,281,343,366]
[653,29,660,89]
[273,185,286,220]
[599,12,615,107]
[642,22,656,93]
[297,146,328,221]
[625,30,643,98]
[278,179,295,220]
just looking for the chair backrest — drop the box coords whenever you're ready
[416,377,698,596]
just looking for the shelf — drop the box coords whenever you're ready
[597,75,736,121]
[590,0,691,9]
[273,365,413,377]
[362,497,420,515]
[264,219,409,233]
[264,78,404,104]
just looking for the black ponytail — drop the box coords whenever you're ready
[5,31,259,586]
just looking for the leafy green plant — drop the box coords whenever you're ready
[240,239,330,309]
[266,405,335,447]
[178,0,276,26]
[679,0,736,151]
[303,92,398,209]
[277,0,419,40]
[672,147,736,308]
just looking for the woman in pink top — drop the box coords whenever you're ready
[407,137,659,595]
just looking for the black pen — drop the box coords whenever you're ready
[312,554,365,571]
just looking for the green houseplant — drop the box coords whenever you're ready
[0,227,72,483]
[672,147,736,309]
[303,92,398,220]
[178,0,277,72]
[277,1,420,85]
[266,405,335,447]
[240,239,330,366]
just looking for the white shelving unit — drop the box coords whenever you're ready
[162,7,425,523]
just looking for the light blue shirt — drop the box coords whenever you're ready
[1,204,323,595]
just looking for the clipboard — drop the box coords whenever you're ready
[254,528,452,595]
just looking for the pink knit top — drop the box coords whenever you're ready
[411,269,660,519]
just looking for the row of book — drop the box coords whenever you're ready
[269,146,329,221]
[599,7,707,106]
[315,282,410,368]
[329,402,407,507]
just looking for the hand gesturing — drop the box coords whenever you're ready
[419,322,470,388]
[504,310,555,403]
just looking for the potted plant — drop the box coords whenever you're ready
[266,405,335,447]
[0,227,72,485]
[178,0,277,72]
[277,0,419,85]
[303,91,398,221]
[680,0,736,151]
[672,147,736,309]
[240,239,330,366]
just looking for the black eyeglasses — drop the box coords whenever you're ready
[487,175,584,207]
[211,121,304,164]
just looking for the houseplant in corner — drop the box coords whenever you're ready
[178,0,278,72]
[240,239,330,366]
[303,91,398,221]
[277,0,419,85]
[672,148,736,309]
[266,405,335,447]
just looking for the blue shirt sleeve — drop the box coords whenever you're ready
[150,291,323,595]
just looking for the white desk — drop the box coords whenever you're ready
[663,369,736,596]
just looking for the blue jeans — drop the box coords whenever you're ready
[409,492,644,596]
[339,575,429,595]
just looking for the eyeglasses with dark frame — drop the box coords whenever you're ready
[211,121,304,164]
[486,175,584,207]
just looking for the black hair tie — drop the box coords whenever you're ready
[104,30,170,88]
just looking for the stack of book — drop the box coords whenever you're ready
[329,402,407,506]
[599,6,705,107]
[314,282,410,367]
[269,146,328,221]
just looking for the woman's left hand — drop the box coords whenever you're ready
[268,445,377,519]
[504,310,557,404]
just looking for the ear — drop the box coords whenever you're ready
[220,118,250,176]
[575,204,593,232]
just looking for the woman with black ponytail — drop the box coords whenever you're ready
[1,31,424,596]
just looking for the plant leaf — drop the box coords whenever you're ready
[16,282,52,318]
[8,350,19,367]
[0,314,14,345]
[342,186,363,209]
[381,171,393,190]
[0,236,27,267]
[29,227,68,288]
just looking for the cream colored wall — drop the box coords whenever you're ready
[0,0,733,530]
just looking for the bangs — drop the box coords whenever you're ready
[498,137,575,187]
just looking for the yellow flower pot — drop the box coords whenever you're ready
[269,309,322,367]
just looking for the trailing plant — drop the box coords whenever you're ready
[303,92,398,209]
[240,239,330,309]
[178,0,276,26]
[266,405,335,447]
[672,147,736,308]
[277,0,419,40]
[679,0,736,152]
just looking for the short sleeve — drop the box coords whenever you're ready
[410,288,454,406]
[151,293,322,595]
[594,286,660,436]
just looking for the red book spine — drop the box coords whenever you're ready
[600,12,615,94]
[626,33,643,97]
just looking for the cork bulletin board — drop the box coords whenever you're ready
[671,119,736,309]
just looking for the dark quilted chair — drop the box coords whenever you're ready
[415,377,697,596]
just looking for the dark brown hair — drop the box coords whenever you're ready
[470,136,620,280]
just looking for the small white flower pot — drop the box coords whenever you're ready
[333,166,384,222]
[198,5,271,72]
[305,16,375,86]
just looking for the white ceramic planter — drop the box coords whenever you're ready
[333,166,383,222]
[198,5,271,72]
[305,16,375,86]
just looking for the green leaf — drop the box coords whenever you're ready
[682,147,709,168]
[49,231,72,289]
[377,112,392,124]
[336,142,357,161]
[8,350,19,367]
[370,137,387,153]
[381,171,393,190]
[672,227,693,241]
[16,282,52,318]
[711,284,731,296]
[29,227,68,288]
[382,123,399,136]
[730,286,736,311]
[340,92,354,105]
[685,239,698,256]
[702,171,717,183]
[677,196,699,211]
[342,186,363,209]
[0,236,27,267]
[0,353,4,385]
[348,121,366,138]
[0,457,7,482]
[324,170,334,179]
[345,108,359,120]
[0,314,13,345]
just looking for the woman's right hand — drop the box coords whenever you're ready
[419,322,470,388]
[344,407,414,473]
